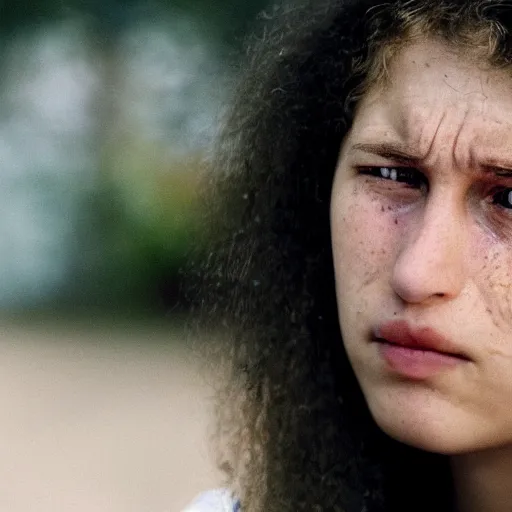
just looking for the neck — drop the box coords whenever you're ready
[451,444,512,512]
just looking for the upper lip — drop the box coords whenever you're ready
[373,320,472,361]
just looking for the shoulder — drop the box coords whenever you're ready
[181,489,240,512]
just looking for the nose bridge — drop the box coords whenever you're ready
[391,191,466,303]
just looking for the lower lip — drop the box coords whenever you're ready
[378,342,465,379]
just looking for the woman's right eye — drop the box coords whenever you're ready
[360,166,427,190]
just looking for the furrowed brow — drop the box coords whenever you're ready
[351,142,512,177]
[351,142,422,165]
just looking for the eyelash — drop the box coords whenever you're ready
[360,166,512,211]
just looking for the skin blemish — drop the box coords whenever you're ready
[362,270,380,288]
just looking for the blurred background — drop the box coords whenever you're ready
[0,1,270,510]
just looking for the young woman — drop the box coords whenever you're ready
[188,0,512,511]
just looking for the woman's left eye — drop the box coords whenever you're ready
[492,189,512,210]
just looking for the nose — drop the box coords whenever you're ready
[391,196,467,305]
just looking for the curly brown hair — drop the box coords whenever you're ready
[192,1,512,511]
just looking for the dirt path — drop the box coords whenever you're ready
[0,320,222,512]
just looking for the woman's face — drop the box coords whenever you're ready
[331,38,512,454]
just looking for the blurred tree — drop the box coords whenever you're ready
[0,0,272,52]
[0,0,271,313]
[167,0,271,47]
[0,1,61,35]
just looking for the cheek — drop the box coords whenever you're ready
[473,236,512,334]
[331,188,399,300]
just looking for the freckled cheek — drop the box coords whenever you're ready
[472,234,512,333]
[331,193,401,285]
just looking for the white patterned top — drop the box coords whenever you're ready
[182,489,240,512]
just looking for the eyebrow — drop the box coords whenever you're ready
[351,142,422,165]
[351,141,512,177]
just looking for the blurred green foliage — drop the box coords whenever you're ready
[0,0,270,315]
[82,146,206,312]
[0,0,270,42]
[169,0,272,46]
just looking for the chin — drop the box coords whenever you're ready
[363,388,484,455]
[375,416,465,455]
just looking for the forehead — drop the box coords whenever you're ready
[348,39,512,162]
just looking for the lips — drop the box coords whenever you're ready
[374,320,471,361]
